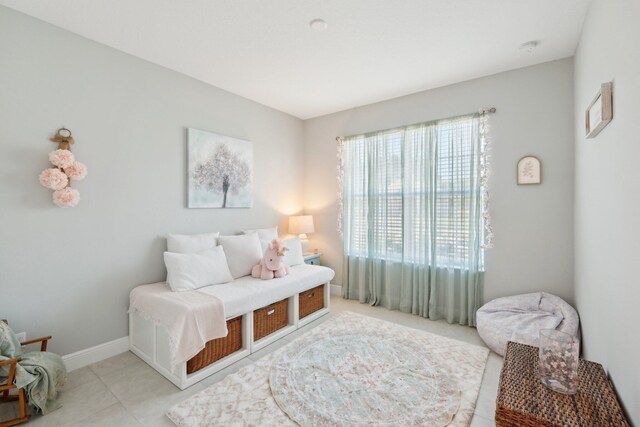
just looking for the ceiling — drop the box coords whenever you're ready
[0,0,591,119]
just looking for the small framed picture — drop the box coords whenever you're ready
[517,156,541,185]
[585,82,613,138]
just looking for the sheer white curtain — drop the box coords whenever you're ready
[341,114,487,326]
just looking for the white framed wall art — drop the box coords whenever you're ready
[188,128,253,208]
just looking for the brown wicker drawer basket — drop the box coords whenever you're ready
[253,298,288,341]
[299,284,324,319]
[186,316,242,374]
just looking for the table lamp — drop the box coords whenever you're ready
[289,215,314,254]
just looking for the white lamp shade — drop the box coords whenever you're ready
[289,215,314,235]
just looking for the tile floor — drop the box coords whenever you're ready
[1,297,502,426]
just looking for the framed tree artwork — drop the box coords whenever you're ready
[187,128,252,208]
[517,156,541,185]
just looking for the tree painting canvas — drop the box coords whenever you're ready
[188,128,252,208]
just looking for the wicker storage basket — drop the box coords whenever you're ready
[496,342,629,427]
[253,298,288,341]
[186,316,242,374]
[299,284,324,319]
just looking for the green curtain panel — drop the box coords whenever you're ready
[341,114,486,326]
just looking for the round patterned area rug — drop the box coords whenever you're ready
[270,332,461,427]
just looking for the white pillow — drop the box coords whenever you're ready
[167,232,220,253]
[259,239,270,254]
[242,226,278,242]
[282,236,305,266]
[164,247,233,291]
[218,233,263,279]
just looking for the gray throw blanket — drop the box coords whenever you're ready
[0,322,67,414]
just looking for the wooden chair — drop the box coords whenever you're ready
[0,320,51,427]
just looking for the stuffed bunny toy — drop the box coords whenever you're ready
[251,239,290,280]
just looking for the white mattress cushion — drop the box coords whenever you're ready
[197,264,335,318]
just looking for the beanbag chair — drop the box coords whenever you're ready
[476,292,579,356]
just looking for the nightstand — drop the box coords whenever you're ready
[496,342,629,426]
[303,253,322,266]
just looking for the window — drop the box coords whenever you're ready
[341,115,485,269]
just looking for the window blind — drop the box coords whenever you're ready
[342,115,484,270]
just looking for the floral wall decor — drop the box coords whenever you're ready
[38,128,88,207]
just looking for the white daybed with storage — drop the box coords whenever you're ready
[129,263,334,390]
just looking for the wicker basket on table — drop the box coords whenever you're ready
[496,342,630,427]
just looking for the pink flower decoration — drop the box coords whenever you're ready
[49,149,75,169]
[65,161,88,181]
[39,168,68,190]
[52,187,80,208]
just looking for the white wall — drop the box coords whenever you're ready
[0,7,304,355]
[574,0,640,423]
[304,59,575,304]
[0,6,575,359]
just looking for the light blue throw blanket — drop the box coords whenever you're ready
[0,322,67,414]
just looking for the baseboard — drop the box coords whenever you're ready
[62,336,129,372]
[330,284,342,296]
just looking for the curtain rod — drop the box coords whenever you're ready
[336,107,496,142]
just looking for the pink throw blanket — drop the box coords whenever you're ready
[129,282,228,368]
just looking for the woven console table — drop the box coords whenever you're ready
[496,342,629,427]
